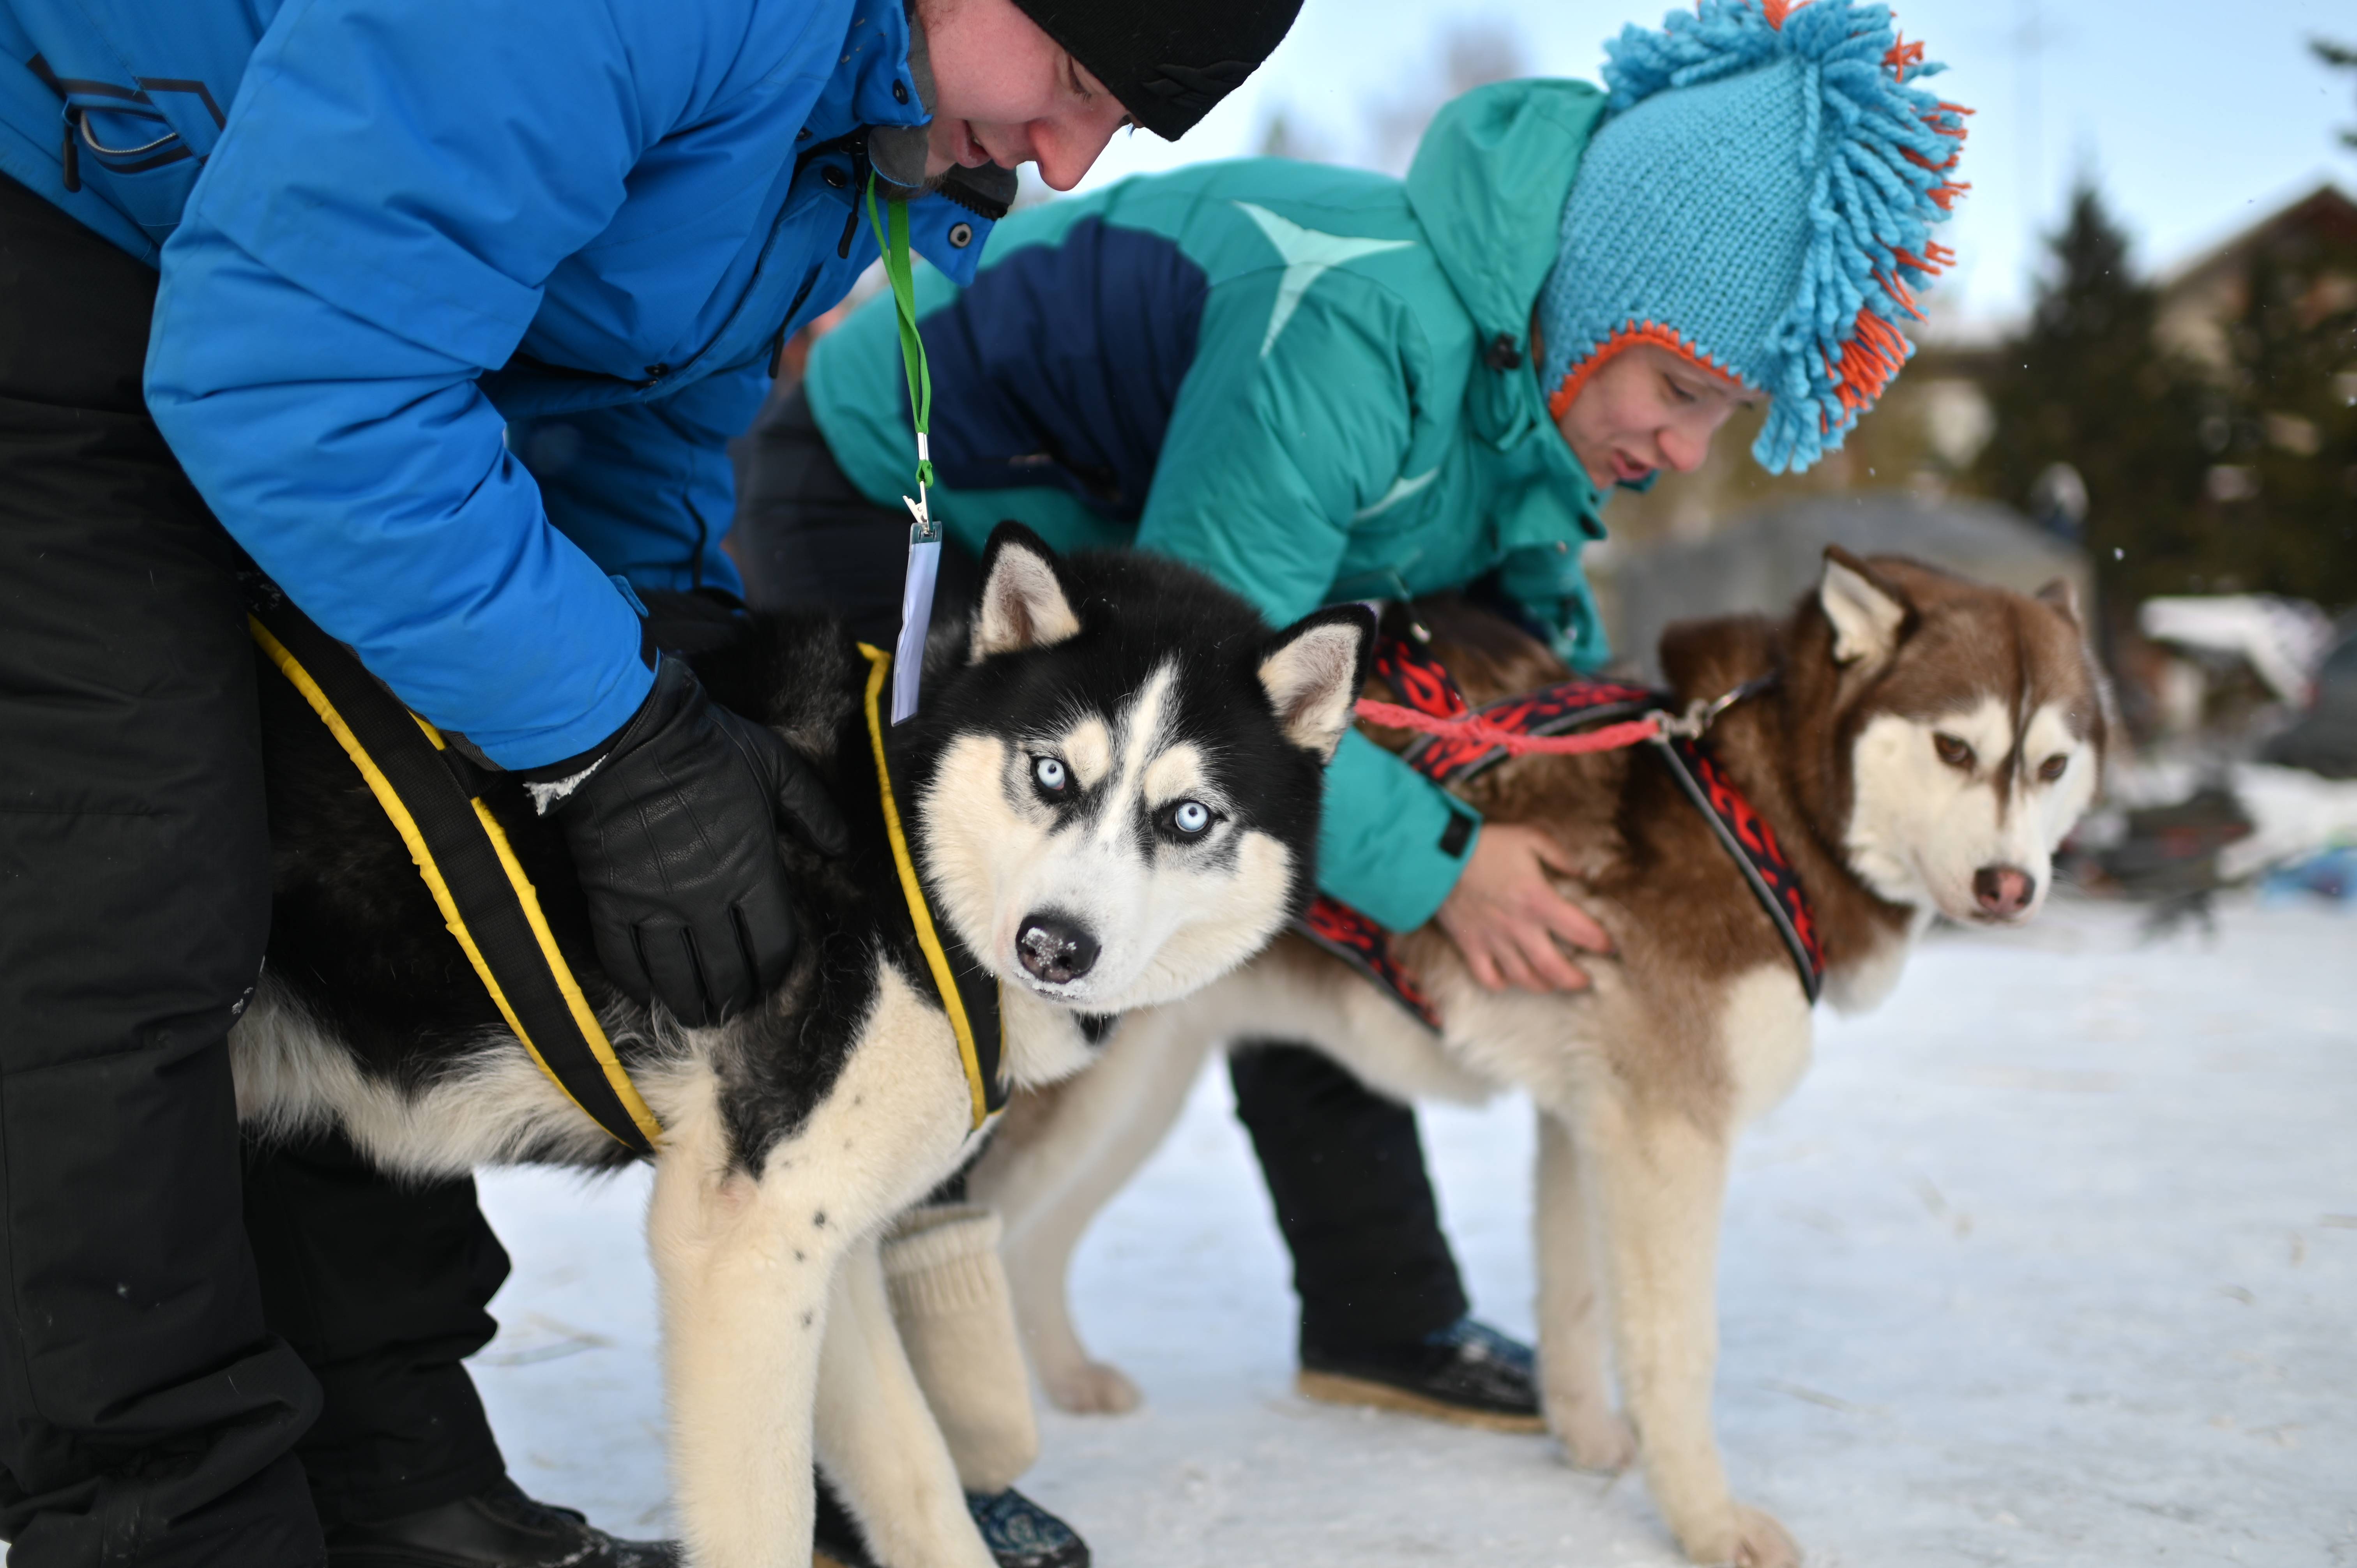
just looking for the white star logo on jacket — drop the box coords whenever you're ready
[1233,202,1415,357]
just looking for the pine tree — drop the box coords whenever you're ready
[2202,230,2357,608]
[1970,183,2209,618]
[2316,39,2357,152]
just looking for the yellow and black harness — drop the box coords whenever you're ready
[857,643,1006,1128]
[250,599,1004,1156]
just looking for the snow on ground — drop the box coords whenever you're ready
[474,896,2357,1566]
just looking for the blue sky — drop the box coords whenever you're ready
[1067,0,2357,332]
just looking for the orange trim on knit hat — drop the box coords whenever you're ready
[1899,91,1974,210]
[1821,305,1910,426]
[1545,320,1756,423]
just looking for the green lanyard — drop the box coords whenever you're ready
[866,173,942,721]
[865,174,938,529]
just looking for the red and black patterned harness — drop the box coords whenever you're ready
[1295,636,1826,1028]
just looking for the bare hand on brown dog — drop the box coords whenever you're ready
[1435,823,1612,992]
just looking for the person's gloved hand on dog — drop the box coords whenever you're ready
[535,657,848,1026]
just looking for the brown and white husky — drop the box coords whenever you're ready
[968,549,2111,1568]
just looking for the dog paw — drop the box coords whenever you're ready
[1682,1503,1801,1568]
[1548,1402,1636,1473]
[1041,1358,1143,1414]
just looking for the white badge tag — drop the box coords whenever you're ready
[891,491,941,724]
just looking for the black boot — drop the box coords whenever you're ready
[324,1479,677,1568]
[1297,1315,1546,1433]
[814,1472,1088,1568]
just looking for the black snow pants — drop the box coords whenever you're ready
[735,383,1469,1353]
[0,174,511,1566]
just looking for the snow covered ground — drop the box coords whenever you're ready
[474,895,2357,1566]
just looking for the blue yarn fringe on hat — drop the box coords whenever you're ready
[1539,0,1969,474]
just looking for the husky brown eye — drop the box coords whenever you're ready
[1032,756,1071,796]
[2037,754,2069,783]
[1933,733,1974,771]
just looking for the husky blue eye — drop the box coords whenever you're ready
[1032,756,1069,794]
[1167,800,1213,838]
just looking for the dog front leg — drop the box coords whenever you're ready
[650,1114,846,1568]
[1584,1104,1797,1568]
[814,1233,997,1568]
[969,1016,1212,1414]
[1533,1105,1634,1473]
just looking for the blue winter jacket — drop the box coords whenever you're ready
[0,0,994,766]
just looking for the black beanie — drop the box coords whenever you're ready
[1008,0,1305,141]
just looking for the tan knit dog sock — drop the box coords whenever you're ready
[881,1203,1040,1493]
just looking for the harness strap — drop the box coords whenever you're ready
[1296,895,1443,1031]
[1372,635,1468,719]
[1651,736,1826,1002]
[248,600,663,1155]
[857,644,1007,1129]
[1295,635,1825,1026]
[1373,634,1661,781]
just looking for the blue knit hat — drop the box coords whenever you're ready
[1537,0,1970,473]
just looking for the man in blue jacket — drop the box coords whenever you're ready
[0,0,1300,1563]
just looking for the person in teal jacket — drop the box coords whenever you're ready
[738,0,1969,1439]
[795,80,1623,947]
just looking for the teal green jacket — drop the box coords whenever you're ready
[807,80,1612,929]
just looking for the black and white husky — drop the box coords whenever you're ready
[231,524,1374,1568]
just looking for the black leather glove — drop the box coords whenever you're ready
[551,657,847,1025]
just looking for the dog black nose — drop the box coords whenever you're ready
[1973,864,2035,918]
[1016,913,1099,985]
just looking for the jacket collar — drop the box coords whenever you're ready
[797,0,929,162]
[1404,80,1608,453]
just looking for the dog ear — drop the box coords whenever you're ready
[1818,547,1910,667]
[971,522,1081,663]
[2035,577,2082,624]
[1259,605,1376,761]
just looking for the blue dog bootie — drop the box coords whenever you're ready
[965,1488,1090,1568]
[812,1476,1089,1568]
